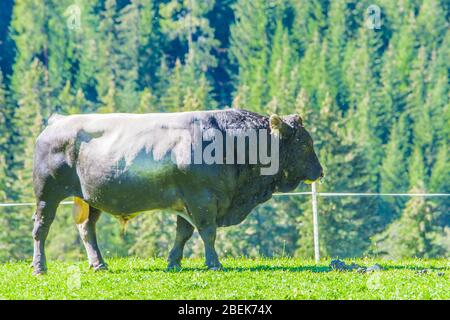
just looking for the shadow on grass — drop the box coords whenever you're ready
[107,265,331,274]
[223,265,331,273]
[382,265,448,271]
[105,264,448,274]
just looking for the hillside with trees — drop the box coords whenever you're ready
[0,0,448,262]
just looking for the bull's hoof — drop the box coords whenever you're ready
[32,268,47,276]
[32,262,47,275]
[167,264,182,272]
[92,263,108,272]
[207,264,224,271]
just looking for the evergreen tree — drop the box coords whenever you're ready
[429,142,449,230]
[10,0,53,119]
[159,59,185,111]
[216,199,299,258]
[379,11,417,126]
[344,26,385,189]
[1,59,46,261]
[416,0,447,52]
[0,71,7,182]
[136,88,157,113]
[297,93,377,258]
[160,0,219,71]
[96,0,121,112]
[325,0,350,109]
[297,32,323,108]
[289,0,326,56]
[0,0,449,261]
[229,0,270,112]
[129,212,177,258]
[373,187,446,258]
[380,114,411,216]
[267,18,298,114]
[0,0,14,77]
[115,0,158,111]
[0,70,10,260]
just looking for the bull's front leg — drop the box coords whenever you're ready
[198,224,222,270]
[76,205,107,271]
[186,192,223,270]
[167,215,194,270]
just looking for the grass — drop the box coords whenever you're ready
[0,257,448,300]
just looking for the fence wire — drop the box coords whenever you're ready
[0,186,448,262]
[0,192,448,207]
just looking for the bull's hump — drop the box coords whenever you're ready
[44,109,266,141]
[47,109,261,127]
[57,109,257,121]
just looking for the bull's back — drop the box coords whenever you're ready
[38,112,224,214]
[72,113,194,213]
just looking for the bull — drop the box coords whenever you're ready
[31,109,323,274]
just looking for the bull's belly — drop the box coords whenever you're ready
[87,186,184,215]
[74,150,231,219]
[76,147,188,215]
[79,172,185,215]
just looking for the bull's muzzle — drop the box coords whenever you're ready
[304,170,324,185]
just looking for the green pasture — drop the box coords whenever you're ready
[0,257,448,300]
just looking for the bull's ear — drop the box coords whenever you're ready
[269,114,286,137]
[296,115,303,126]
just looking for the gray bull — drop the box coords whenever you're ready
[31,109,323,274]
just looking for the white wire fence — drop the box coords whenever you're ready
[0,183,449,262]
[273,183,449,262]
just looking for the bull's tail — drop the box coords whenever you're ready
[73,197,89,224]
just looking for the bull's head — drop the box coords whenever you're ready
[270,114,323,192]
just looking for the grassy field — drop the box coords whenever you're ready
[0,257,448,300]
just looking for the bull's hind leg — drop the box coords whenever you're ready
[74,199,107,271]
[167,215,194,270]
[32,200,59,275]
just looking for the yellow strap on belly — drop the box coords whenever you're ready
[73,197,89,224]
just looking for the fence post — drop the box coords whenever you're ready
[311,182,320,263]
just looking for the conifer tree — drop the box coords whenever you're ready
[0,70,8,206]
[296,93,376,258]
[0,71,7,184]
[0,0,449,261]
[267,19,298,114]
[429,142,449,233]
[344,26,385,188]
[160,0,218,72]
[229,0,270,112]
[416,0,447,52]
[373,187,446,258]
[96,0,120,112]
[325,0,350,108]
[1,59,46,261]
[380,114,411,216]
[297,32,322,107]
[289,0,325,55]
[115,0,158,111]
